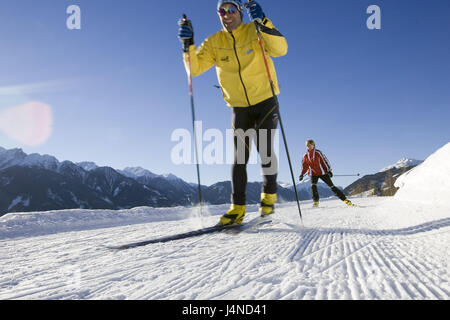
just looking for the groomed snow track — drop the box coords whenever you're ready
[1,197,449,300]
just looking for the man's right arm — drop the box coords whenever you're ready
[178,17,215,77]
[300,154,308,177]
[183,38,216,77]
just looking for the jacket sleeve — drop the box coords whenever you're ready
[300,154,309,176]
[318,151,332,173]
[257,18,288,57]
[182,37,216,77]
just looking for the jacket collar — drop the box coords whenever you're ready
[225,21,245,36]
[307,148,316,160]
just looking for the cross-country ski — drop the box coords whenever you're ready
[106,215,271,250]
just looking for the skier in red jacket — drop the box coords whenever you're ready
[299,139,355,207]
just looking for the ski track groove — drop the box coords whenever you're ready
[366,241,411,299]
[310,235,380,275]
[142,227,277,299]
[386,239,448,299]
[4,223,448,300]
[300,231,340,262]
[344,239,364,300]
[289,229,318,263]
[353,252,376,299]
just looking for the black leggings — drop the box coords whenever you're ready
[231,96,279,205]
[311,174,347,202]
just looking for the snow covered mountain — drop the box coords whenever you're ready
[0,147,59,171]
[0,148,179,215]
[1,147,423,216]
[76,161,98,171]
[344,157,424,197]
[0,147,339,216]
[380,158,424,172]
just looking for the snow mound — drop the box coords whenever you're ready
[395,142,450,206]
[0,207,186,239]
[0,204,234,240]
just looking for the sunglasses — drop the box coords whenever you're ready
[218,6,239,17]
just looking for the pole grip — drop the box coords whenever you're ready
[180,14,191,53]
[246,0,263,24]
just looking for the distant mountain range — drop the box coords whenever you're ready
[0,147,424,216]
[344,158,423,196]
[0,147,337,216]
[379,158,423,172]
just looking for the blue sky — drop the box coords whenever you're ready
[0,0,449,188]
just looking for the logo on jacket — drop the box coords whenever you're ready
[245,49,253,55]
[220,56,230,62]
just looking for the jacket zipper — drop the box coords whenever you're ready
[231,32,251,106]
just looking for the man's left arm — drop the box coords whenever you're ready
[245,1,288,57]
[318,151,332,174]
[257,18,288,57]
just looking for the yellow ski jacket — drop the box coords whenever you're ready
[183,18,287,107]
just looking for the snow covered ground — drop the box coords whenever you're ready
[1,196,449,300]
[1,143,449,300]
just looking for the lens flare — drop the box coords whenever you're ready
[0,101,53,146]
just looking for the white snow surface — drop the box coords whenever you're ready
[1,143,450,300]
[395,142,450,204]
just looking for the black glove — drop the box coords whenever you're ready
[328,172,333,178]
[299,174,304,182]
[178,16,194,53]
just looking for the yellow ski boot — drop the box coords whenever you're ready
[259,193,277,217]
[219,204,246,226]
[344,199,356,207]
[312,201,319,208]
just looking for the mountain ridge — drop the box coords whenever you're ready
[1,147,326,215]
[1,147,419,215]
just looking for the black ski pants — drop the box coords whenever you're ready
[231,96,279,205]
[311,174,347,202]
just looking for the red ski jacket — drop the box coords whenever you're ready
[300,148,332,177]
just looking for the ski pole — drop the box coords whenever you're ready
[181,14,203,216]
[246,1,303,225]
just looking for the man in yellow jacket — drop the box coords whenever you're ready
[178,0,288,226]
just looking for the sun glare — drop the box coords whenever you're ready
[0,101,53,146]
